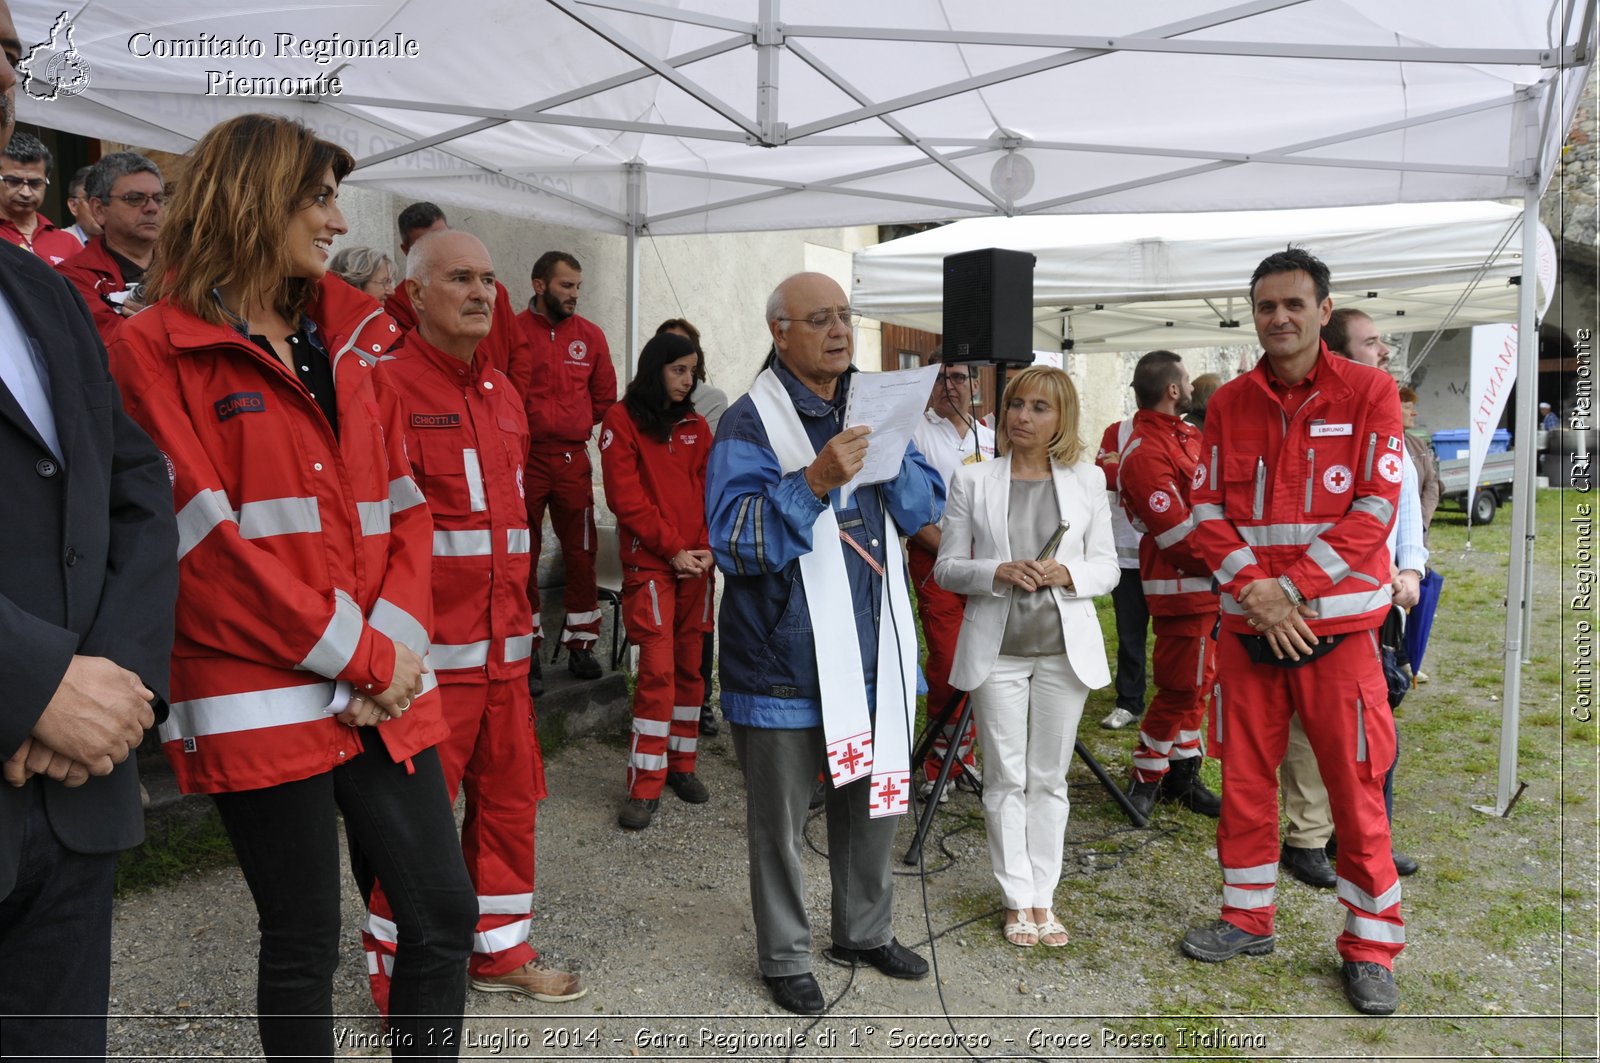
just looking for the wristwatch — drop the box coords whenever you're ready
[1277,574,1306,608]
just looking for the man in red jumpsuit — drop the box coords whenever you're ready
[362,231,585,1005]
[1116,350,1220,820]
[517,251,617,681]
[1179,248,1405,1016]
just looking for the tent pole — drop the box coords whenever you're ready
[1475,180,1541,817]
[625,162,644,381]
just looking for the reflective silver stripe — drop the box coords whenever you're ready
[1133,756,1168,771]
[462,449,486,512]
[299,590,365,677]
[632,718,671,737]
[1337,876,1402,914]
[667,734,698,752]
[430,640,490,670]
[1136,730,1173,754]
[1345,912,1405,944]
[476,919,531,956]
[672,704,701,722]
[1154,516,1194,550]
[728,497,754,576]
[1304,448,1315,513]
[1306,539,1352,584]
[1142,577,1213,596]
[1351,495,1395,525]
[1223,885,1277,909]
[504,634,534,663]
[1116,545,1142,564]
[630,751,668,770]
[434,529,492,556]
[1191,502,1225,523]
[1251,459,1265,520]
[1194,638,1207,687]
[1239,523,1335,547]
[160,681,336,741]
[507,528,532,554]
[478,893,533,916]
[1222,861,1277,885]
[356,500,391,537]
[1315,587,1394,619]
[237,496,320,540]
[647,581,661,626]
[365,912,398,944]
[1356,694,1368,762]
[562,627,599,643]
[1214,683,1223,745]
[1217,546,1258,584]
[566,609,603,625]
[389,475,426,513]
[1350,571,1382,587]
[369,597,428,655]
[1209,445,1218,491]
[1363,432,1378,482]
[176,488,235,560]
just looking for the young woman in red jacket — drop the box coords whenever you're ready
[598,331,714,830]
[109,114,475,1059]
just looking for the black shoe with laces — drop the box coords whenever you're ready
[665,771,709,804]
[1180,919,1276,962]
[1342,960,1399,1015]
[1126,777,1161,820]
[617,797,658,830]
[568,647,602,680]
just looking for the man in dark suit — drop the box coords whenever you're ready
[0,4,179,1055]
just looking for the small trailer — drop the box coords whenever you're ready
[1437,449,1517,524]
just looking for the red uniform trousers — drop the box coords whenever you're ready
[623,568,710,799]
[526,444,601,650]
[1212,630,1402,967]
[1131,614,1215,782]
[909,542,977,779]
[363,677,547,1013]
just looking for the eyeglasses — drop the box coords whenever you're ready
[108,192,167,208]
[777,307,861,330]
[1,175,48,192]
[938,372,972,385]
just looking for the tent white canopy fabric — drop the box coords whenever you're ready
[11,1,1594,235]
[851,203,1559,353]
[13,0,1594,817]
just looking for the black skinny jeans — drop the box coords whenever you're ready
[213,737,475,1061]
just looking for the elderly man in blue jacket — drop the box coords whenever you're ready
[707,272,943,1016]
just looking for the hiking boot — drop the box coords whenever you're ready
[1126,776,1161,820]
[1180,919,1275,963]
[1158,757,1221,817]
[568,647,602,680]
[527,657,544,699]
[1342,961,1399,1015]
[665,771,709,804]
[1101,706,1139,730]
[617,797,659,830]
[471,959,588,1003]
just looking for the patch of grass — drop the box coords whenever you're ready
[115,807,236,896]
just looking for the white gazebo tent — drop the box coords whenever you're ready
[851,202,1557,353]
[16,0,1596,812]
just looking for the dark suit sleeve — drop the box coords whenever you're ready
[0,597,81,758]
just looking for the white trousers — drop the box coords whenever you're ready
[969,653,1090,911]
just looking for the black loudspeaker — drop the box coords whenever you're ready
[942,247,1036,365]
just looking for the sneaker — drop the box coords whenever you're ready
[1341,960,1399,1015]
[1101,706,1139,730]
[1180,919,1276,963]
[527,657,544,699]
[698,704,720,736]
[568,647,602,680]
[916,779,951,804]
[665,772,709,804]
[1413,669,1430,684]
[618,797,659,830]
[471,960,588,1003]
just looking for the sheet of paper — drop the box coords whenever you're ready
[839,363,941,506]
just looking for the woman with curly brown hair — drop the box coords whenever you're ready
[109,114,475,1059]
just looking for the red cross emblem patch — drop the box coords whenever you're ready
[1192,464,1206,490]
[1377,452,1403,484]
[1148,490,1172,514]
[1322,464,1354,494]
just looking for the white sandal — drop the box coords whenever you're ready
[1003,914,1039,948]
[1037,912,1069,948]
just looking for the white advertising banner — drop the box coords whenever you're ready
[1467,322,1519,514]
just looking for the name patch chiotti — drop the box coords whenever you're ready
[214,392,266,420]
[411,413,462,428]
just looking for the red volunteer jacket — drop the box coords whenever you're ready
[383,331,536,681]
[1118,408,1216,617]
[110,278,445,794]
[0,212,82,266]
[597,403,710,572]
[56,235,134,345]
[385,279,533,403]
[517,308,617,447]
[1184,345,1403,637]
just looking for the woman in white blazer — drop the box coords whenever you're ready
[934,366,1119,948]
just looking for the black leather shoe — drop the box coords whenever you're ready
[1126,777,1161,821]
[1392,850,1420,876]
[1158,757,1221,817]
[1342,960,1399,1015]
[568,647,602,679]
[699,704,720,736]
[1282,843,1338,888]
[825,938,929,980]
[666,771,709,804]
[763,973,825,1015]
[527,657,544,699]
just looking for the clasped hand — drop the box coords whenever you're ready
[1237,578,1320,661]
[994,559,1073,593]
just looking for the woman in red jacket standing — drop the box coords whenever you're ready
[599,331,714,831]
[109,115,475,1059]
